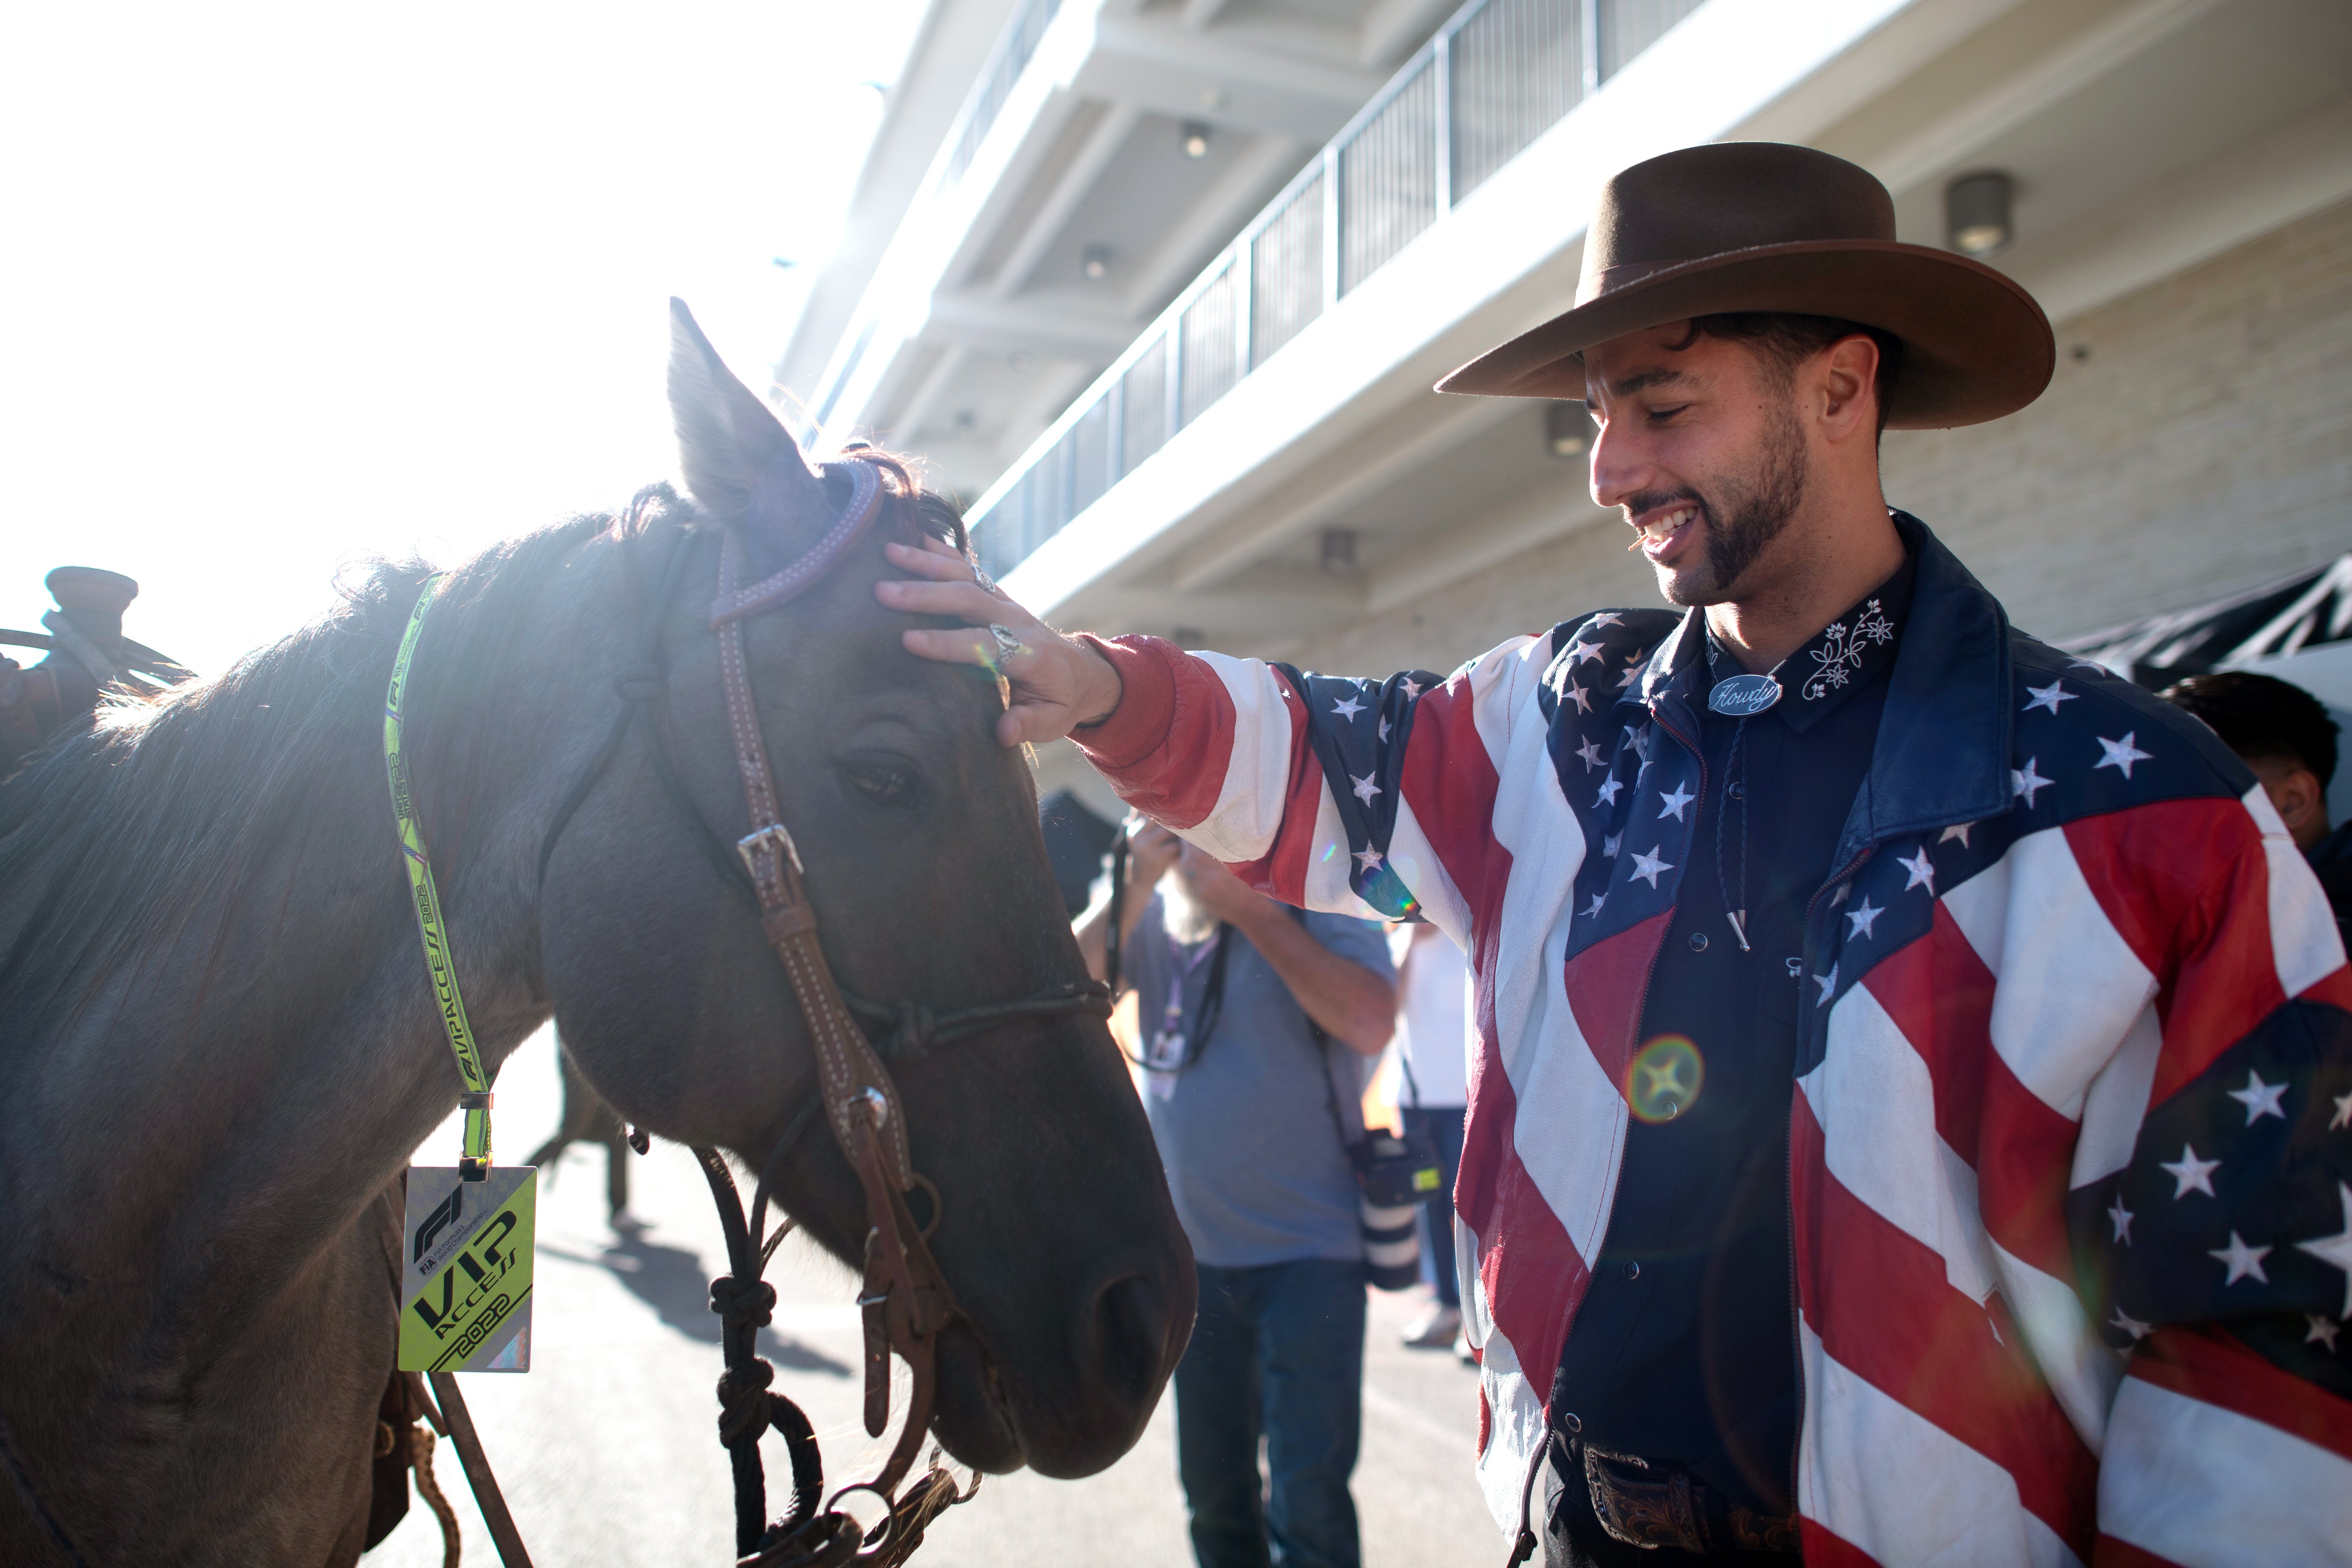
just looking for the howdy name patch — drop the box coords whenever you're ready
[399,1166,536,1373]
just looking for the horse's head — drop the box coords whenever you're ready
[536,303,1192,1478]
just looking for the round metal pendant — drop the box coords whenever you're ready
[1708,673,1782,716]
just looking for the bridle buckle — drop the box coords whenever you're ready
[737,822,804,878]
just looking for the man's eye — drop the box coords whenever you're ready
[1648,405,1689,422]
[846,764,916,807]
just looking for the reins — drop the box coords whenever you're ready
[488,457,1108,1566]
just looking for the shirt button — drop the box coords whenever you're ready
[1727,780,1745,800]
[1688,931,1709,953]
[1625,1261,1641,1281]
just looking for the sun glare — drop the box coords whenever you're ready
[0,2,920,675]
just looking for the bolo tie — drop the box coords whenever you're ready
[1705,647,1786,954]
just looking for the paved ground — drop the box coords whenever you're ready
[374,1027,1502,1568]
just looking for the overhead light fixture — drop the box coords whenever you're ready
[1945,170,2014,258]
[1319,528,1357,574]
[1179,120,1212,159]
[1546,402,1590,459]
[1082,244,1113,281]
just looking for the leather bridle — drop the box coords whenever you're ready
[537,457,1111,1567]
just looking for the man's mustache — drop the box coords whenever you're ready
[1623,487,1711,550]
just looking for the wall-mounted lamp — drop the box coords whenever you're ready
[1082,244,1113,281]
[1546,401,1590,459]
[1945,171,2014,258]
[1179,120,1212,159]
[1319,527,1358,574]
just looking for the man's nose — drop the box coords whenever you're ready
[1587,417,1648,514]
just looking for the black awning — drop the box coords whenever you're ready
[2064,555,2352,688]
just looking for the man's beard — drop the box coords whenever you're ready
[1637,401,1811,607]
[1160,871,1222,946]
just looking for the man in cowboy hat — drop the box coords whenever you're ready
[879,142,2352,1565]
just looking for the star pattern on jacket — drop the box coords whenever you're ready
[2226,1070,2290,1125]
[2298,1184,2352,1318]
[2160,1144,2222,1199]
[2023,679,2078,715]
[2096,732,2154,780]
[1182,567,2352,1556]
[2209,1231,2272,1286]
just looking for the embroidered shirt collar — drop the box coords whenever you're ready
[1705,551,1916,733]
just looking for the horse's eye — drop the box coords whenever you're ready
[844,761,917,808]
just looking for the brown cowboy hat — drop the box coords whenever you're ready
[1436,142,2055,428]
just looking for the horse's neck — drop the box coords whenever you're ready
[0,609,562,1359]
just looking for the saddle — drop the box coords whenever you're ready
[1,566,192,778]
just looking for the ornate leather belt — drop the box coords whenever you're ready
[1580,1444,1800,1556]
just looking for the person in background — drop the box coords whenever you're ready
[2164,670,2352,924]
[1039,786,1118,917]
[1076,820,1396,1568]
[1391,922,1471,1353]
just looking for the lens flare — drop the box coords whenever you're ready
[1626,1035,1703,1123]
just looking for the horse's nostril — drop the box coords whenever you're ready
[1089,1272,1169,1401]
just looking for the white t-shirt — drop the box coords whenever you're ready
[1392,928,1470,1109]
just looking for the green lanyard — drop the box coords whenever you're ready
[385,574,494,1179]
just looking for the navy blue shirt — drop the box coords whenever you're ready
[1551,554,1915,1515]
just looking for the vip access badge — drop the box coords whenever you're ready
[399,1166,537,1373]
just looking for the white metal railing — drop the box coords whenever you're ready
[944,0,1067,189]
[968,0,1706,581]
[808,0,1067,432]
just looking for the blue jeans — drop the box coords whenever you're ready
[1402,1106,1466,1308]
[1174,1258,1366,1568]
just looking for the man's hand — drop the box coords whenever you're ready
[876,536,1125,747]
[1127,819,1183,892]
[1173,843,1267,926]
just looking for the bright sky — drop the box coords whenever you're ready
[0,2,925,674]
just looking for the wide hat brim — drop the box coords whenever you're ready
[1436,238,2055,429]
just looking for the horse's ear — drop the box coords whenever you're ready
[666,297,829,533]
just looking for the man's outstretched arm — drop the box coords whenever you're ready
[876,536,1554,935]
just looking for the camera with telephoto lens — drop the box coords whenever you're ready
[1351,1128,1443,1291]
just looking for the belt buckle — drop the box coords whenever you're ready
[1580,1445,1706,1553]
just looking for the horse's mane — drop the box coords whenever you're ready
[0,464,964,1028]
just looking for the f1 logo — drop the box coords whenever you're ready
[412,1184,464,1264]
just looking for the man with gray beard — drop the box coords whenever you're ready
[1076,820,1395,1568]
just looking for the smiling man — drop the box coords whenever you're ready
[880,144,2352,1566]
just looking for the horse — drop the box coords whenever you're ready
[0,301,1195,1566]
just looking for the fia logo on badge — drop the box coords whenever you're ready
[399,1165,537,1373]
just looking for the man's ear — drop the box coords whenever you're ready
[1813,333,1883,443]
[2268,763,2329,842]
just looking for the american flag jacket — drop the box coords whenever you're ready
[1073,515,2352,1565]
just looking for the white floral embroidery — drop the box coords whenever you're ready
[1800,598,1896,701]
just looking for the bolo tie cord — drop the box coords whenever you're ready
[1713,714,1753,952]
